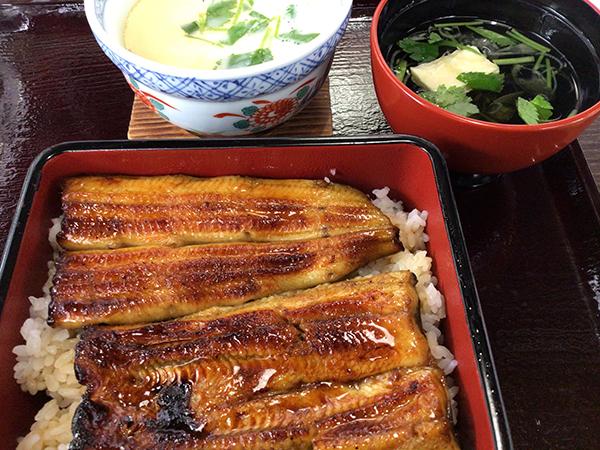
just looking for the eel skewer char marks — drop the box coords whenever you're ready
[57,175,397,250]
[48,228,401,328]
[72,272,460,450]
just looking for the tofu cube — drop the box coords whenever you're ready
[410,47,500,91]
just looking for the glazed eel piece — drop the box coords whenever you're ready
[72,272,459,449]
[57,175,396,250]
[48,228,401,328]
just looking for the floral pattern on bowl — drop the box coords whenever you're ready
[127,76,178,121]
[213,77,320,134]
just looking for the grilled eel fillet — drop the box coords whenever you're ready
[48,228,401,328]
[57,175,396,250]
[72,272,459,450]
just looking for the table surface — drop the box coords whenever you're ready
[1,1,600,449]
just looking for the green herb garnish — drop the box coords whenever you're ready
[531,95,553,120]
[249,10,269,21]
[182,1,323,69]
[206,0,237,28]
[457,72,505,92]
[397,33,480,63]
[492,56,536,65]
[517,95,553,124]
[221,20,257,45]
[532,53,545,71]
[222,47,274,68]
[232,0,247,24]
[272,15,282,38]
[278,29,319,44]
[285,4,297,19]
[420,85,480,117]
[392,20,571,125]
[545,57,554,89]
[394,59,408,83]
[181,21,200,35]
[260,16,282,48]
[466,26,515,47]
[397,38,439,63]
[506,28,551,53]
[427,32,443,44]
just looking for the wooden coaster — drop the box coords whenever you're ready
[128,79,333,139]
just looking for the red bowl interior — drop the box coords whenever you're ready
[370,0,600,174]
[0,137,508,449]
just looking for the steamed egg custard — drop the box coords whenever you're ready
[123,0,326,70]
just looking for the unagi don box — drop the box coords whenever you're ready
[0,136,512,449]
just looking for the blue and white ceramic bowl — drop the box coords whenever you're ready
[85,0,352,135]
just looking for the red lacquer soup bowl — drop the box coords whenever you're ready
[371,0,600,175]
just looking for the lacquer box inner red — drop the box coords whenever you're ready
[0,136,512,449]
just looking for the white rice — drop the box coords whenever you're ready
[12,264,84,407]
[12,219,84,450]
[12,189,457,449]
[366,187,458,376]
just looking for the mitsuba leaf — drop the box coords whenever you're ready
[420,85,479,117]
[250,20,269,33]
[420,85,470,108]
[285,4,297,19]
[181,21,200,35]
[206,0,237,28]
[530,95,553,120]
[393,59,408,82]
[222,47,274,69]
[222,20,257,45]
[427,32,443,44]
[517,97,539,124]
[397,38,439,63]
[467,26,515,47]
[446,101,480,117]
[517,95,553,124]
[457,72,505,92]
[278,29,320,44]
[246,11,270,34]
[197,13,207,32]
[249,10,269,21]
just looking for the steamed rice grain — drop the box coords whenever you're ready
[17,399,80,450]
